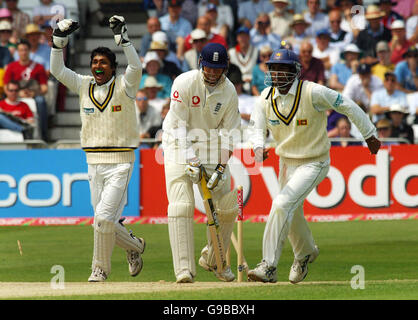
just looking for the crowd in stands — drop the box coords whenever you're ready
[138,0,418,148]
[0,0,416,147]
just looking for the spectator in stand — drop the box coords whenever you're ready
[140,17,164,59]
[376,118,398,145]
[389,20,412,64]
[228,26,259,94]
[182,15,227,52]
[283,14,313,55]
[299,40,326,85]
[392,0,415,19]
[0,21,16,56]
[378,0,404,30]
[372,41,395,81]
[356,5,392,64]
[343,63,384,113]
[143,75,168,113]
[312,28,341,80]
[183,29,207,70]
[77,0,109,28]
[394,45,418,93]
[238,0,274,28]
[198,1,234,37]
[370,71,408,122]
[204,3,230,45]
[136,89,162,142]
[251,44,272,96]
[180,0,199,27]
[4,39,49,141]
[139,51,173,99]
[331,116,363,147]
[328,9,353,52]
[386,103,414,143]
[228,66,256,127]
[0,80,35,139]
[269,0,292,39]
[17,24,51,74]
[147,101,170,149]
[304,0,330,38]
[4,0,30,43]
[159,0,193,45]
[406,73,418,124]
[329,43,361,91]
[149,40,183,78]
[406,2,418,42]
[33,0,66,28]
[327,109,347,137]
[250,13,281,51]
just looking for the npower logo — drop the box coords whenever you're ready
[0,173,88,207]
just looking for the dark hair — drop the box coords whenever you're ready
[90,47,118,74]
[7,80,20,89]
[17,39,31,50]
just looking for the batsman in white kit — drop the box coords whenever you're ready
[162,43,241,283]
[247,49,381,283]
[50,17,145,282]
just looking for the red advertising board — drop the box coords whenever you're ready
[140,145,418,223]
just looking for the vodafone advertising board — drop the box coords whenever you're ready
[140,145,418,222]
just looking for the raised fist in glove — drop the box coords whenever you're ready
[207,164,227,192]
[185,158,202,184]
[109,15,129,46]
[52,19,79,49]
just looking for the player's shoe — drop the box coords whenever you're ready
[88,267,107,282]
[176,270,194,283]
[198,255,235,282]
[247,260,277,283]
[289,246,319,284]
[127,236,146,277]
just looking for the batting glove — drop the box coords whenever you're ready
[207,164,227,192]
[52,19,79,49]
[185,158,202,184]
[109,15,129,46]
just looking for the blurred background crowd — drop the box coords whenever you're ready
[0,0,416,148]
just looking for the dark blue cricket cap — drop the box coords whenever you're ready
[266,49,300,66]
[207,3,217,11]
[236,26,250,35]
[358,63,371,74]
[316,28,331,37]
[200,43,228,68]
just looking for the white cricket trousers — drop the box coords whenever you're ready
[88,163,134,223]
[262,159,330,267]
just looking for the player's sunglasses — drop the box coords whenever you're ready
[136,97,148,101]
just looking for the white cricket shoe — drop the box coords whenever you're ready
[247,260,277,283]
[88,267,107,282]
[176,270,194,283]
[198,255,235,282]
[289,246,319,284]
[127,236,146,277]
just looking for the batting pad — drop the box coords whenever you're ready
[115,220,144,253]
[168,202,196,278]
[92,218,116,275]
[205,189,238,268]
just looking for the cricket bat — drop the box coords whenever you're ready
[200,167,227,273]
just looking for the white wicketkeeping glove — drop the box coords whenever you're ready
[185,158,202,184]
[207,164,227,192]
[52,19,79,49]
[109,15,129,46]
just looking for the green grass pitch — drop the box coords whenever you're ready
[0,220,417,300]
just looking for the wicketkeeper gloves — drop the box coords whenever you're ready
[109,15,130,46]
[52,19,79,49]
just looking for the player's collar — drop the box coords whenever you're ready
[273,79,299,99]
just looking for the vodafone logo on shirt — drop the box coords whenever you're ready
[192,96,200,107]
[171,90,182,103]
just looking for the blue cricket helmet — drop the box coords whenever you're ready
[200,43,229,69]
[266,49,300,67]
